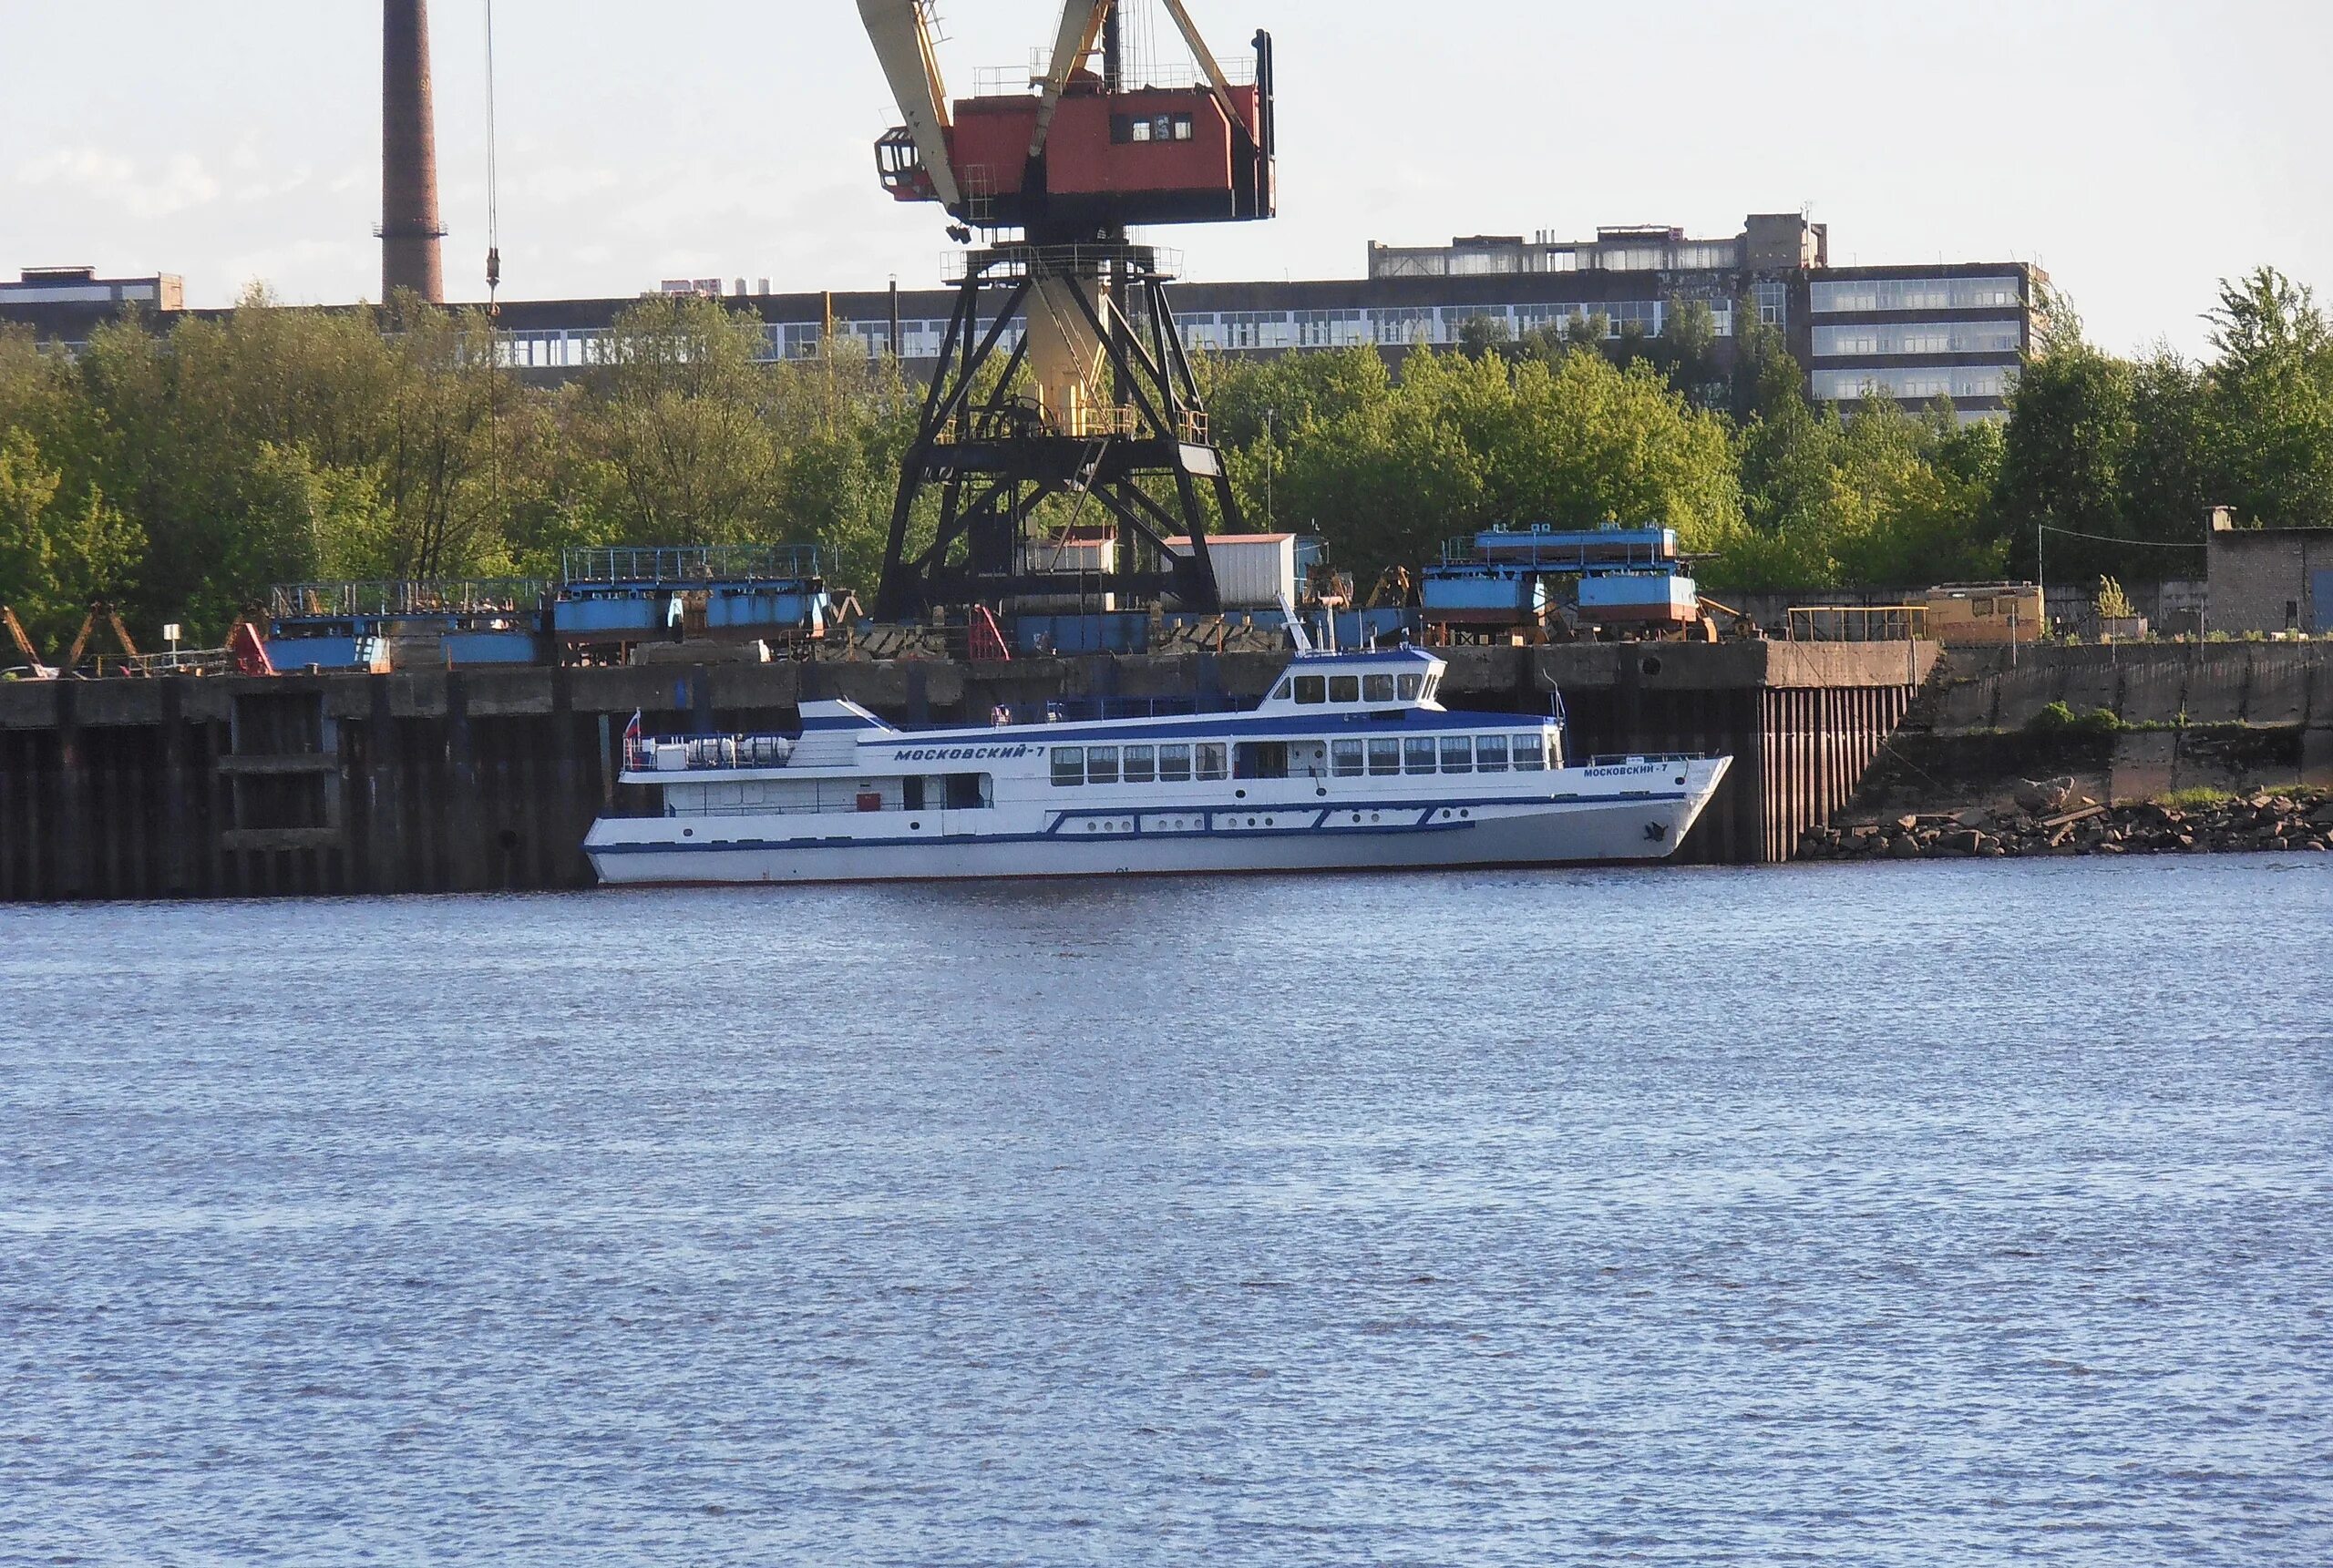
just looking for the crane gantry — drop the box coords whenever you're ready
[855,1,1277,621]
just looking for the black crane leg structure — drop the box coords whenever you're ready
[872,244,1239,623]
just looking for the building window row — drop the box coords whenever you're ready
[1814,321,2023,358]
[1178,298,1736,351]
[1811,275,2023,314]
[1811,365,2019,403]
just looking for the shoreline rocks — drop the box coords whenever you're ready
[1799,789,2333,862]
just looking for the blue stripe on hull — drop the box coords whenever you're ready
[585,793,1713,885]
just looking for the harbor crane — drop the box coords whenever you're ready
[856,0,1277,620]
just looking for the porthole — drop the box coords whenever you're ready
[1264,816,1275,826]
[1460,809,1470,818]
[683,827,694,837]
[910,821,921,831]
[1086,822,1097,833]
[1641,655,1663,677]
[1247,816,1258,826]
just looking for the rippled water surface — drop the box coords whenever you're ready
[3,857,2330,1565]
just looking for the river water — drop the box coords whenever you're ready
[2,857,2328,1565]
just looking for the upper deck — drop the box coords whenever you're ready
[621,647,1484,780]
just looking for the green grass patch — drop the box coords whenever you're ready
[2024,701,2124,738]
[2157,786,2237,810]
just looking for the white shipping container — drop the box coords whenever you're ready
[1014,533,1118,611]
[1164,533,1297,610]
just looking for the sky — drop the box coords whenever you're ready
[3,0,2327,358]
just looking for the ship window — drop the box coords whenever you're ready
[1440,737,1473,774]
[1329,675,1361,703]
[1475,735,1509,772]
[1364,674,1396,702]
[1052,747,1084,787]
[1397,674,1423,701]
[1368,738,1401,775]
[1294,675,1327,704]
[1197,742,1228,781]
[1272,679,1293,700]
[946,774,989,809]
[903,777,927,811]
[1087,745,1120,784]
[1124,744,1156,784]
[1513,733,1546,771]
[1403,737,1437,774]
[1160,743,1193,781]
[1422,676,1440,702]
[1331,740,1364,777]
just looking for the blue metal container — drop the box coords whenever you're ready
[1421,565,1547,623]
[1012,613,1151,655]
[704,587,828,633]
[551,594,664,639]
[1472,525,1680,569]
[1578,572,1700,622]
[261,636,385,671]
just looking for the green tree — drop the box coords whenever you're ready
[2205,266,2333,528]
[573,295,782,542]
[0,428,145,655]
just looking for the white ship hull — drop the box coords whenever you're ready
[585,646,1732,887]
[586,761,1732,885]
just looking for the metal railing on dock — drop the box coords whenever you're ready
[271,579,548,619]
[1785,605,1927,642]
[562,545,820,587]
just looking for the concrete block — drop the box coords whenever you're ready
[1764,640,1937,692]
[2109,731,2179,802]
[69,680,166,727]
[2055,646,2121,716]
[464,669,557,718]
[709,662,803,712]
[0,681,61,730]
[1535,646,1621,691]
[2245,646,2311,725]
[2182,649,2250,724]
[2119,653,2187,726]
[1991,664,2064,730]
[2300,727,2333,788]
[1932,673,1999,733]
[389,669,449,719]
[2302,647,2333,725]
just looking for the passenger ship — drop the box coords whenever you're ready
[583,645,1731,885]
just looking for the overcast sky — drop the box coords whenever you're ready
[4,1,2326,357]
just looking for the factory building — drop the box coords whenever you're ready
[2206,507,2333,635]
[2,214,2039,420]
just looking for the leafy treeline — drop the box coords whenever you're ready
[0,292,914,651]
[1206,267,2333,595]
[3,269,2330,651]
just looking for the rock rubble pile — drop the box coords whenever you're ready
[1800,783,2333,861]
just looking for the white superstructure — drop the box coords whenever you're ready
[584,647,1731,885]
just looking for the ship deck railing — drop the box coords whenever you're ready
[625,734,795,772]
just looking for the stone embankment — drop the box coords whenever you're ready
[1799,782,2333,861]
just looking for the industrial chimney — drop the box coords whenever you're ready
[381,0,446,302]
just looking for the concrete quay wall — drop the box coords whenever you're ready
[0,641,1937,900]
[1873,641,2333,818]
